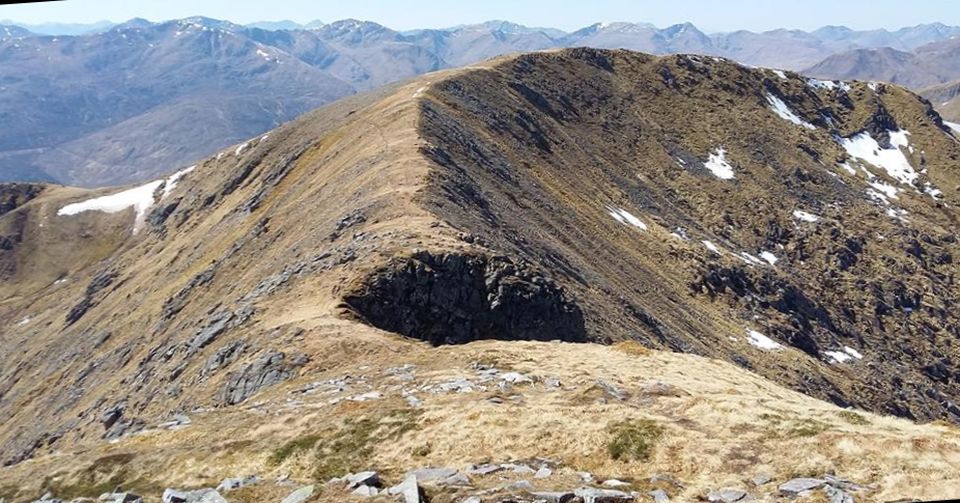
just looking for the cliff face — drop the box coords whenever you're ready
[2,49,960,491]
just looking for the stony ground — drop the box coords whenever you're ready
[3,331,959,502]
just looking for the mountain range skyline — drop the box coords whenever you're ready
[0,0,955,32]
[5,15,960,188]
[4,16,960,37]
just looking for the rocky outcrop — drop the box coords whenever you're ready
[217,350,310,405]
[344,251,587,345]
[0,183,44,217]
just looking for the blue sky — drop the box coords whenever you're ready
[1,0,957,32]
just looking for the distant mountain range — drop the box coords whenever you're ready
[4,17,960,186]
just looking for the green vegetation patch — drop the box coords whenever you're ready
[606,418,664,462]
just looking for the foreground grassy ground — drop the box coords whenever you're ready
[3,325,959,502]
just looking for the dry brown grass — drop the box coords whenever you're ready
[2,332,960,501]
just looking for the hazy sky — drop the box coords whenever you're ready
[1,0,958,32]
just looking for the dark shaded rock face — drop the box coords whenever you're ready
[344,251,587,345]
[0,183,44,216]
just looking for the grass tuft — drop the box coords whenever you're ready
[837,410,870,426]
[607,418,664,461]
[268,434,322,467]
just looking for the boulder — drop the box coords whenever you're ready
[279,485,315,503]
[439,473,472,487]
[161,489,227,503]
[824,485,854,503]
[504,480,534,491]
[750,474,771,487]
[466,463,503,476]
[706,489,747,502]
[511,464,536,475]
[388,475,422,503]
[602,480,631,488]
[574,487,634,503]
[778,478,826,495]
[345,471,381,489]
[351,485,378,498]
[500,372,533,384]
[406,467,458,482]
[534,466,553,479]
[529,492,577,503]
[216,476,258,491]
[97,493,141,503]
[649,489,670,503]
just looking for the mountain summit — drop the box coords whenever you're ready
[2,48,960,500]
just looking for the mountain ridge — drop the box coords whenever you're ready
[5,17,960,188]
[4,48,960,474]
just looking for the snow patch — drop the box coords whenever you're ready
[57,179,164,232]
[702,240,721,254]
[924,182,943,199]
[843,346,863,360]
[824,350,853,363]
[162,166,195,199]
[868,180,899,200]
[746,329,783,350]
[234,142,250,156]
[704,147,735,180]
[739,252,764,266]
[606,206,647,230]
[838,162,857,175]
[839,130,918,185]
[807,78,851,92]
[17,316,30,326]
[772,69,787,80]
[944,121,960,134]
[765,93,815,129]
[759,251,778,265]
[792,210,820,222]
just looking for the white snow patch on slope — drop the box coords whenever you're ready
[235,142,250,156]
[606,206,647,230]
[825,347,863,364]
[759,251,778,265]
[843,346,863,359]
[838,162,856,175]
[792,210,820,222]
[704,147,735,180]
[765,93,815,129]
[702,240,721,254]
[840,130,918,185]
[924,182,943,199]
[807,78,851,92]
[739,252,764,265]
[17,316,30,326]
[746,329,783,350]
[869,180,899,200]
[825,350,853,363]
[944,121,960,134]
[162,165,195,199]
[58,179,164,232]
[772,69,787,80]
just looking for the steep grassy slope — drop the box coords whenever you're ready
[2,48,960,499]
[414,49,960,422]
